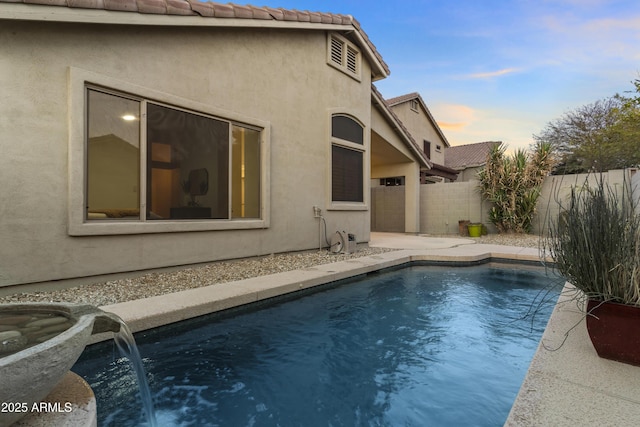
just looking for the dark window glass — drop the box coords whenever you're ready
[331,115,363,145]
[146,104,229,220]
[424,140,431,159]
[332,145,363,202]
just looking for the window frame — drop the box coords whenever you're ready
[68,67,270,236]
[328,112,368,211]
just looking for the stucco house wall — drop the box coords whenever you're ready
[0,12,377,287]
[370,91,425,233]
[389,102,447,165]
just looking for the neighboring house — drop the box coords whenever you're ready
[385,93,458,183]
[0,0,428,287]
[445,141,501,182]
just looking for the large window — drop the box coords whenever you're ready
[331,114,364,203]
[86,87,261,222]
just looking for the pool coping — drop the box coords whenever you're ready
[91,241,640,426]
[93,246,543,340]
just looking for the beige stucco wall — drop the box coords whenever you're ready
[370,106,421,232]
[390,102,446,165]
[453,166,482,182]
[0,20,373,287]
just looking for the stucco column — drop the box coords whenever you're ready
[404,163,420,233]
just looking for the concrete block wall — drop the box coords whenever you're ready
[371,186,405,232]
[632,169,640,216]
[420,170,635,236]
[420,181,493,235]
[532,169,634,235]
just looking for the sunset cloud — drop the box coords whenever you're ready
[433,104,477,132]
[438,121,467,131]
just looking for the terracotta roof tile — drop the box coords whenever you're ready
[187,0,213,16]
[103,0,137,12]
[210,2,234,17]
[137,0,166,15]
[229,3,251,18]
[24,0,67,5]
[263,6,283,20]
[280,7,298,21]
[248,5,270,20]
[67,0,104,9]
[1,0,390,77]
[386,92,420,107]
[295,9,310,22]
[307,10,321,23]
[165,0,192,15]
[445,141,501,170]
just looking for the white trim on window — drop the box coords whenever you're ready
[68,67,270,236]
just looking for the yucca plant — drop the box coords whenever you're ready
[478,142,554,233]
[544,176,640,306]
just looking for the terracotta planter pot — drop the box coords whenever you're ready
[586,300,640,367]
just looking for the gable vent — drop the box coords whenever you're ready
[327,33,361,81]
[330,37,343,66]
[346,46,358,74]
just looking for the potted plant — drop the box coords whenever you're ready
[467,223,483,238]
[544,175,640,366]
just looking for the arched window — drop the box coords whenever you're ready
[331,115,364,203]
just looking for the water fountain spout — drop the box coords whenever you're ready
[0,303,137,426]
[91,311,122,334]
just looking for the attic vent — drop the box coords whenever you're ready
[346,46,358,73]
[327,33,361,81]
[330,37,343,65]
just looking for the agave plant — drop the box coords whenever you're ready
[478,142,554,233]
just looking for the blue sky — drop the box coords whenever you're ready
[272,0,640,151]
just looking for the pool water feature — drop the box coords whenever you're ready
[73,263,562,426]
[113,321,158,427]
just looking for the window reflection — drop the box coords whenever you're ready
[86,89,140,220]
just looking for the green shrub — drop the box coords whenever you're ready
[478,142,554,233]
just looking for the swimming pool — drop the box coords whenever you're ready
[73,263,562,426]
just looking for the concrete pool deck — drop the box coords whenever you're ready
[93,232,639,426]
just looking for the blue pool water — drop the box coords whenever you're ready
[73,263,562,426]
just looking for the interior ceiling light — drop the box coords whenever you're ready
[122,114,137,121]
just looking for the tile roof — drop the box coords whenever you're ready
[385,92,420,107]
[385,92,451,148]
[0,0,389,77]
[444,141,501,170]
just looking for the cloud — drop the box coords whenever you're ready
[466,68,520,79]
[433,104,476,131]
[438,121,467,131]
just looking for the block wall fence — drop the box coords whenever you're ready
[373,169,638,236]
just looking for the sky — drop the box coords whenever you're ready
[272,0,640,152]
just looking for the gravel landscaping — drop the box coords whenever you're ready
[0,234,543,307]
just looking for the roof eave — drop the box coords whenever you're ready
[0,2,389,80]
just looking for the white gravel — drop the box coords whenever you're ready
[0,234,542,307]
[0,246,397,307]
